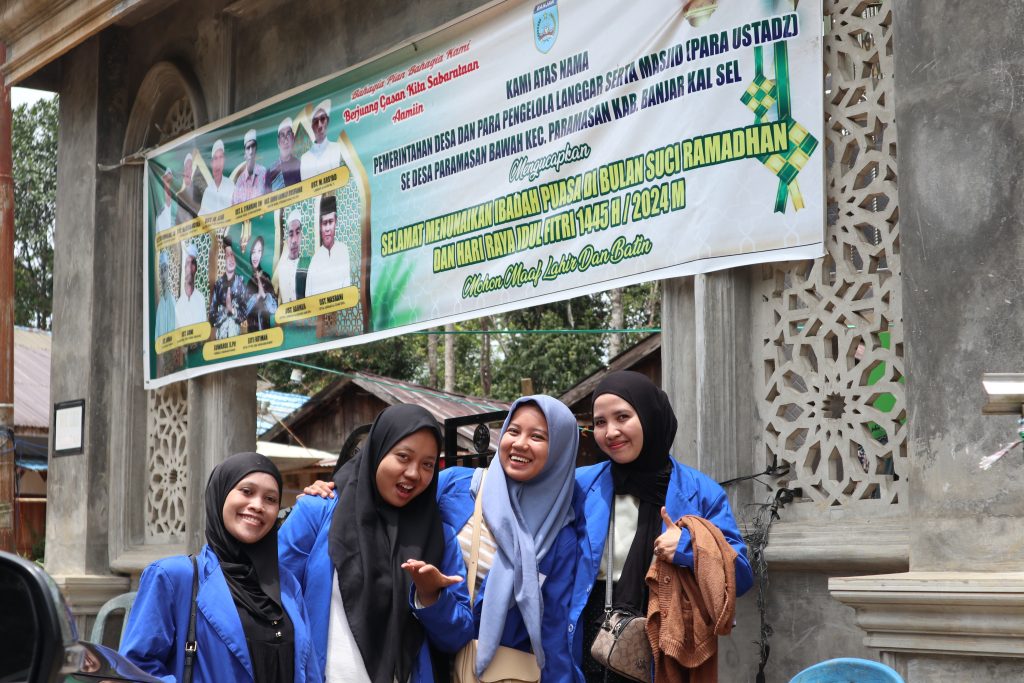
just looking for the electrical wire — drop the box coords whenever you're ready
[407,327,661,335]
[743,487,797,683]
[276,359,509,412]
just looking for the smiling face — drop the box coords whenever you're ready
[498,403,550,482]
[374,428,439,507]
[592,393,644,465]
[312,110,329,144]
[250,238,263,270]
[221,472,280,544]
[184,254,197,288]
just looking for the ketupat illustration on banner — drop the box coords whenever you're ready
[143,0,824,388]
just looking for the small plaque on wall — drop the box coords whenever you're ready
[53,399,85,456]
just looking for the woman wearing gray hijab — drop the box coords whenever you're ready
[423,394,580,682]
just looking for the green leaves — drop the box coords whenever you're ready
[13,96,58,329]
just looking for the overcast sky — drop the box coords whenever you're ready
[11,87,56,108]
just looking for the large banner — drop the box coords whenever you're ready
[144,0,824,388]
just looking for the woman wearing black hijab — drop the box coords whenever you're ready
[121,452,318,682]
[568,371,755,682]
[278,403,474,683]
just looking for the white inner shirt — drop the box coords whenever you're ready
[326,571,400,683]
[596,494,640,582]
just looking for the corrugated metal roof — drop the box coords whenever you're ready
[13,327,51,431]
[558,333,661,410]
[257,390,310,436]
[261,371,510,448]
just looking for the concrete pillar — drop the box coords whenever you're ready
[46,35,129,632]
[663,271,754,498]
[185,12,257,554]
[663,270,759,677]
[830,3,1024,680]
[186,367,257,553]
[662,277,697,459]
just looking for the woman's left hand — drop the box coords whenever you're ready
[654,506,682,562]
[401,559,464,607]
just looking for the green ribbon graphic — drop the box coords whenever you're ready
[743,42,818,213]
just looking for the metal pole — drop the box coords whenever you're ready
[0,43,13,431]
[0,45,15,553]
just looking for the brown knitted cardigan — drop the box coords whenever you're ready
[645,515,738,683]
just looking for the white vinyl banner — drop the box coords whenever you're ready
[144,0,824,387]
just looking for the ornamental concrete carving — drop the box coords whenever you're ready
[146,381,189,542]
[142,75,201,544]
[759,1,906,511]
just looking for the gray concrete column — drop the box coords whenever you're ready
[185,367,257,553]
[662,276,697,460]
[46,35,130,631]
[828,3,1024,680]
[46,37,106,578]
[894,1,1024,573]
[663,271,754,495]
[693,270,753,489]
[183,12,257,554]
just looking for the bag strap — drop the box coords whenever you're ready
[465,470,487,604]
[602,503,615,625]
[183,553,199,683]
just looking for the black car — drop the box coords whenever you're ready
[0,551,162,683]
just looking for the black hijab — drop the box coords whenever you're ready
[592,371,677,613]
[328,404,445,683]
[205,451,285,622]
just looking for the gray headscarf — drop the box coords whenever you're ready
[476,395,578,674]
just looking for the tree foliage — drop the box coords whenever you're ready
[260,334,428,394]
[261,281,661,403]
[12,96,58,329]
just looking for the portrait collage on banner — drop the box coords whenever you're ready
[148,95,367,379]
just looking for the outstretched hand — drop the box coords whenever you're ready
[653,506,683,562]
[297,479,336,500]
[401,559,464,607]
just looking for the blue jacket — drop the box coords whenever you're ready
[278,494,474,683]
[120,545,319,683]
[437,467,578,683]
[569,460,754,680]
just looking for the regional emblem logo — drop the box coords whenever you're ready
[533,0,558,53]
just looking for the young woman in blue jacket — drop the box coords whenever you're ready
[305,395,581,682]
[430,394,580,682]
[572,371,754,682]
[278,403,474,683]
[120,451,318,683]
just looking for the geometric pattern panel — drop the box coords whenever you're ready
[757,0,906,511]
[145,92,196,544]
[145,380,189,542]
[334,177,365,335]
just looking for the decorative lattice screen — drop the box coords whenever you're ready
[758,0,905,513]
[146,95,195,543]
[145,380,189,541]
